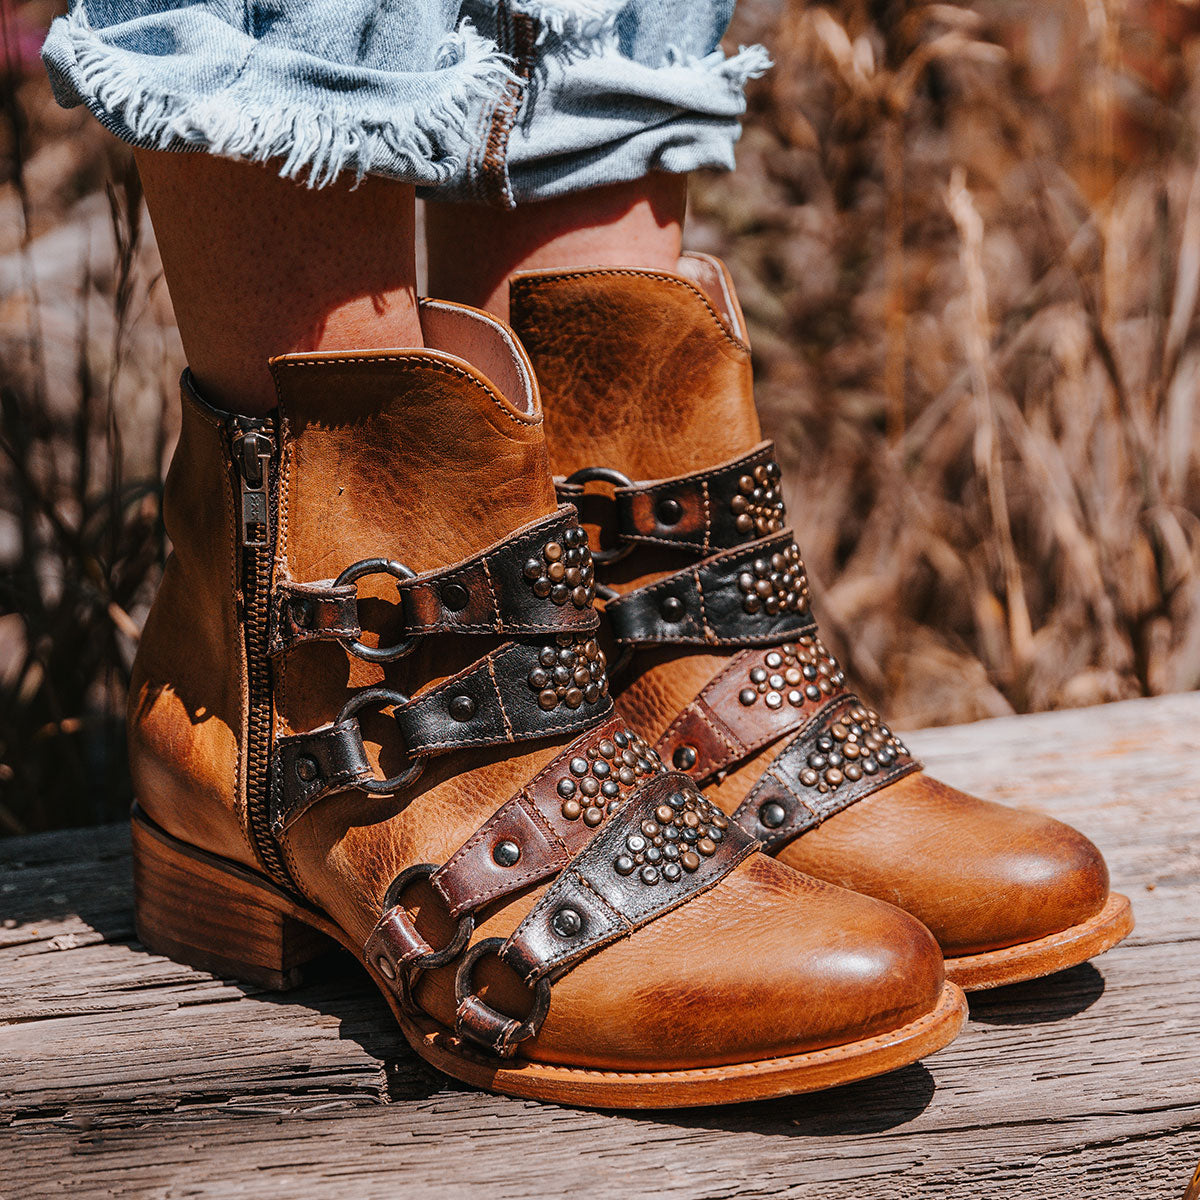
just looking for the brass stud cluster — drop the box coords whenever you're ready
[736,542,809,617]
[612,788,729,886]
[556,728,662,826]
[529,633,608,712]
[798,705,909,794]
[737,637,846,709]
[730,460,785,536]
[523,526,595,609]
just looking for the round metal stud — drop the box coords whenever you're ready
[448,694,476,722]
[759,800,787,829]
[656,497,683,526]
[659,595,685,623]
[289,596,315,628]
[441,582,470,612]
[295,755,319,783]
[493,840,521,867]
[551,907,583,938]
[672,744,698,770]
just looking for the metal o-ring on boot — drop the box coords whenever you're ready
[334,557,416,661]
[454,937,552,1058]
[336,687,426,792]
[376,863,476,1015]
[563,466,635,565]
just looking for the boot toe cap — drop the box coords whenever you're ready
[526,854,946,1070]
[780,773,1111,957]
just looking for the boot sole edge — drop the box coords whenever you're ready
[130,802,968,1109]
[944,892,1134,992]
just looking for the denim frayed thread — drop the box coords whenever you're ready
[43,6,519,188]
[676,42,773,86]
[506,0,627,43]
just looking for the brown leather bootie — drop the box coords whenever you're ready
[510,255,1133,991]
[128,298,965,1107]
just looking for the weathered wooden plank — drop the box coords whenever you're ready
[2,693,1198,1199]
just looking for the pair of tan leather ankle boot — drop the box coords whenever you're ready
[129,255,1132,1108]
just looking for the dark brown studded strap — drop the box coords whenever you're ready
[656,635,851,779]
[269,506,598,655]
[394,636,611,756]
[271,634,613,831]
[454,773,757,1056]
[430,717,664,919]
[605,532,816,647]
[731,694,921,852]
[555,442,786,555]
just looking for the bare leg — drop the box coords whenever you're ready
[136,150,422,415]
[425,173,686,321]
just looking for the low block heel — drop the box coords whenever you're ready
[131,806,334,990]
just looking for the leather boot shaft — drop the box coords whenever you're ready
[129,301,566,893]
[509,256,761,480]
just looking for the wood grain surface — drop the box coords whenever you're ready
[2,693,1198,1198]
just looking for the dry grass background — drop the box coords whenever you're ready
[2,0,1200,833]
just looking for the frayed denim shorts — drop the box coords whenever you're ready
[41,0,769,204]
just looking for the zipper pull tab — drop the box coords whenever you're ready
[231,420,274,548]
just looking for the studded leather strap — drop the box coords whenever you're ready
[656,635,851,779]
[271,633,613,831]
[502,773,755,985]
[605,532,816,647]
[430,717,663,918]
[396,636,612,755]
[556,442,786,556]
[731,694,921,851]
[270,507,598,655]
[455,772,757,1055]
[359,719,663,1018]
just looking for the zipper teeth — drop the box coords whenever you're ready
[243,538,292,888]
[230,419,295,891]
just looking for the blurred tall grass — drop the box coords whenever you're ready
[2,0,1199,834]
[691,0,1200,726]
[1,0,180,834]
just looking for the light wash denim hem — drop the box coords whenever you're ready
[497,40,772,207]
[41,0,770,202]
[42,4,516,189]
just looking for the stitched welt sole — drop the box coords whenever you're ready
[943,892,1134,992]
[403,983,966,1108]
[130,805,967,1109]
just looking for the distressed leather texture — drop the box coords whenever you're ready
[129,298,947,1070]
[512,254,1113,959]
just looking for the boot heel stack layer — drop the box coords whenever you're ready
[131,807,333,990]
